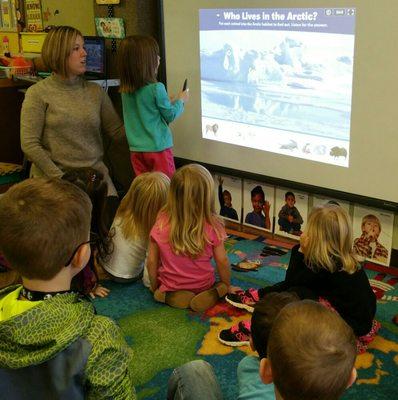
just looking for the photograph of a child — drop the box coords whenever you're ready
[277,191,303,234]
[217,176,239,221]
[354,215,388,263]
[275,188,308,239]
[313,196,350,214]
[95,17,125,39]
[352,206,393,266]
[243,181,274,231]
[215,175,241,222]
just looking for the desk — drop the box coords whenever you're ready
[0,79,29,164]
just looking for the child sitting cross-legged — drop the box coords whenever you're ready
[62,167,113,298]
[224,204,379,353]
[262,300,358,400]
[167,298,357,400]
[219,292,299,400]
[147,164,240,312]
[101,172,170,282]
[0,178,135,399]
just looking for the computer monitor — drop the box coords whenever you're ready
[84,36,106,79]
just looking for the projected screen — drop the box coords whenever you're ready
[199,8,356,167]
[162,0,398,205]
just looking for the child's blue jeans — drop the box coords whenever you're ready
[167,360,223,400]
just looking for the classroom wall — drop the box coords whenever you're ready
[93,0,158,77]
[55,1,398,253]
[92,0,158,191]
[41,0,95,35]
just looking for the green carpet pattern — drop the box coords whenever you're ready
[94,236,398,399]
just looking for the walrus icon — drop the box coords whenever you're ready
[330,146,347,159]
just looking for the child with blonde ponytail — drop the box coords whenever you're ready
[147,164,238,311]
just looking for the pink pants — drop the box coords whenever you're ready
[130,148,175,178]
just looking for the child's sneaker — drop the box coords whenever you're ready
[218,320,252,346]
[225,288,259,312]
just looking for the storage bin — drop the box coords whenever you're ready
[0,65,33,78]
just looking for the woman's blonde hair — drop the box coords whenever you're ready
[303,204,358,274]
[164,164,224,257]
[115,172,170,241]
[118,35,159,93]
[41,26,82,78]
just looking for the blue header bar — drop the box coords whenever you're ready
[200,8,356,35]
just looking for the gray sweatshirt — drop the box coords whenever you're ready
[20,74,124,195]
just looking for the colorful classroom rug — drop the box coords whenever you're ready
[94,233,398,400]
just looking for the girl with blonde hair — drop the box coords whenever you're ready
[147,164,238,312]
[101,172,170,282]
[220,204,379,353]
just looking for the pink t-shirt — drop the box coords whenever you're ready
[150,214,226,293]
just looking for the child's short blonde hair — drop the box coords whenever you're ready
[0,178,91,280]
[165,164,224,257]
[116,172,170,240]
[304,204,358,273]
[41,26,82,78]
[268,300,357,400]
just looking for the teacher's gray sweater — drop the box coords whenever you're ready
[20,74,123,194]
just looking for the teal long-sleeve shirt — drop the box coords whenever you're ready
[122,82,184,152]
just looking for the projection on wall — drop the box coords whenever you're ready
[199,8,356,167]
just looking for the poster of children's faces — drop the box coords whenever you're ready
[352,205,393,266]
[243,180,275,232]
[213,175,242,222]
[312,196,350,215]
[275,188,308,240]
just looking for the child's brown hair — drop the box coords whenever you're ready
[118,35,159,93]
[0,178,91,280]
[62,167,112,261]
[251,292,299,359]
[268,300,357,400]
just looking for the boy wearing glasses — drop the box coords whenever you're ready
[0,178,135,399]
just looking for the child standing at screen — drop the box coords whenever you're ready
[118,35,189,178]
[224,204,379,353]
[147,164,238,312]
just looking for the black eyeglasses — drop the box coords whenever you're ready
[64,232,99,267]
